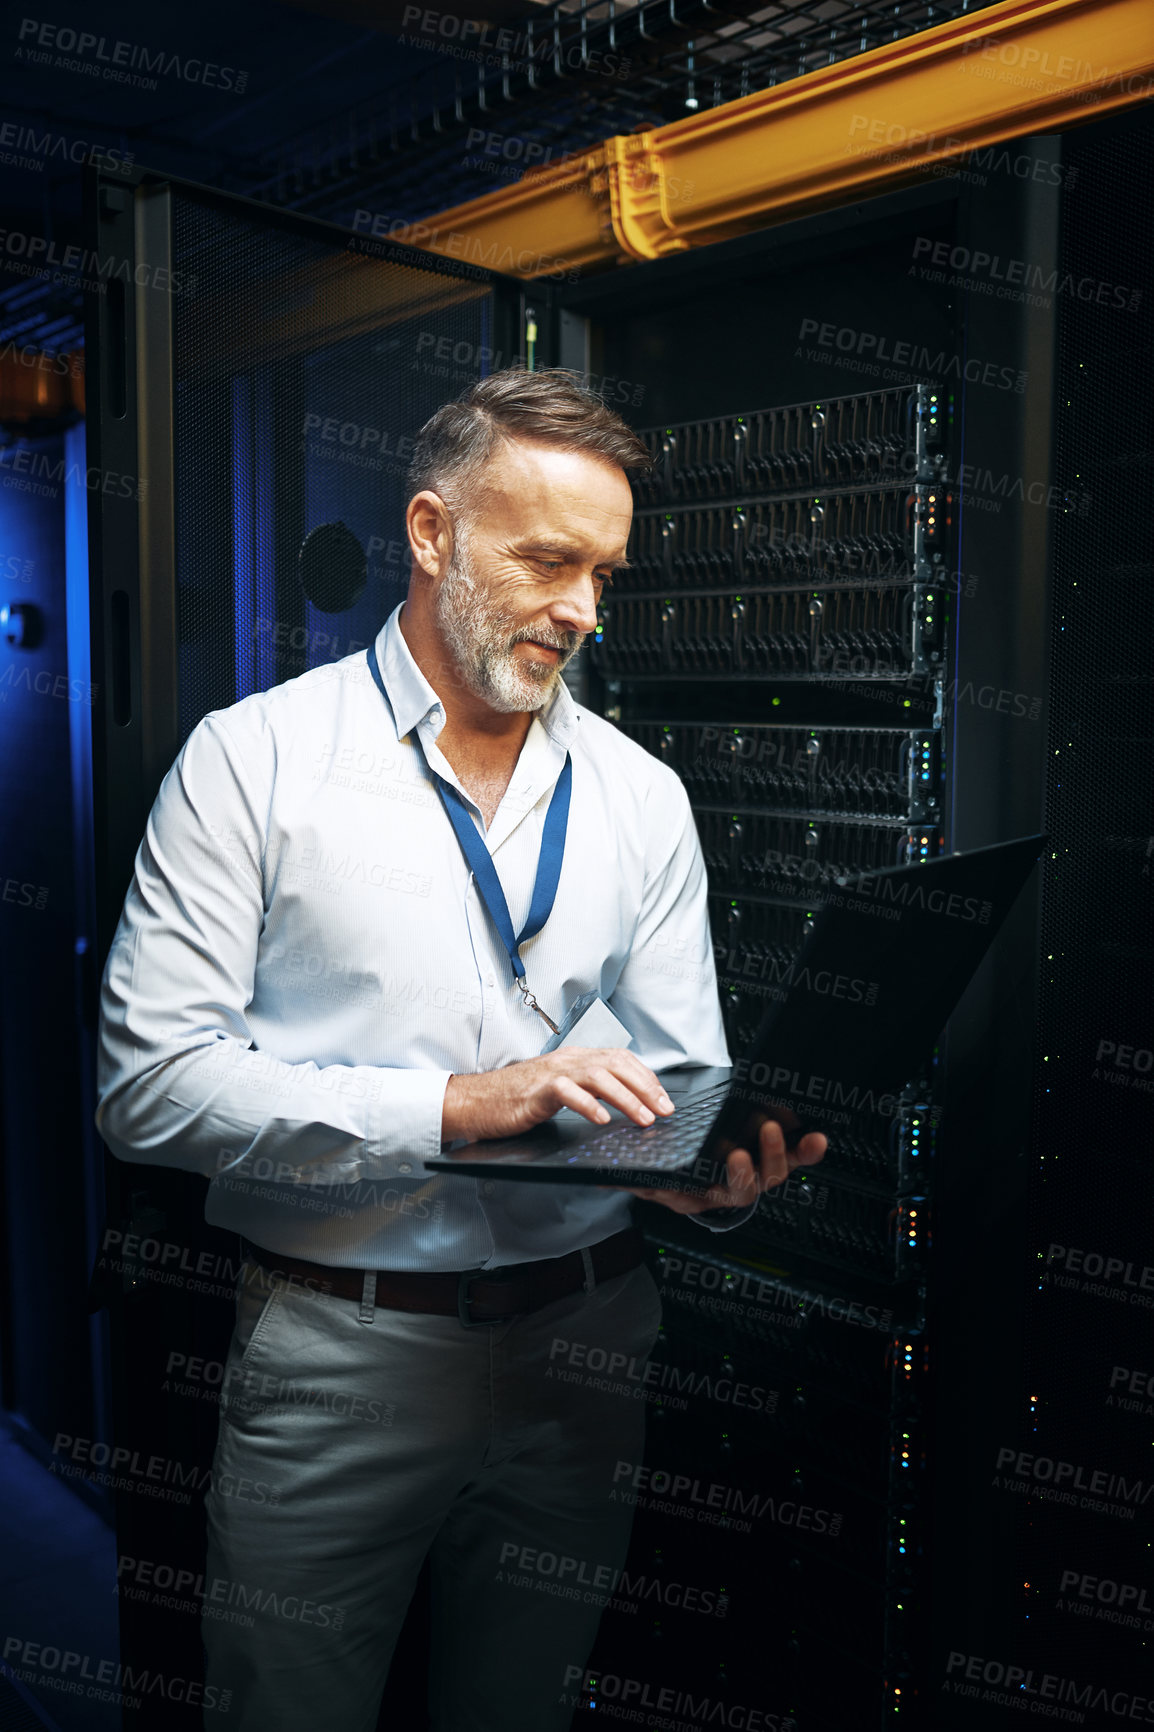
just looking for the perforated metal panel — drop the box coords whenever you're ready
[1023,101,1154,1685]
[1034,109,1154,1144]
[168,192,501,742]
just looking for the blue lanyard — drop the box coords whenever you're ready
[366,642,572,1030]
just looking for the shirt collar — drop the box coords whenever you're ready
[372,600,581,751]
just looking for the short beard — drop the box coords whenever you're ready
[432,519,583,713]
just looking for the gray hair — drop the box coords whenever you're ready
[405,366,652,517]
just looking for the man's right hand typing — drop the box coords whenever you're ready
[440,1048,676,1143]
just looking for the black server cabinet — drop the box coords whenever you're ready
[535,105,1153,1732]
[83,166,524,1728]
[79,102,1154,1732]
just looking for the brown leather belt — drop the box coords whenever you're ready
[239,1227,645,1328]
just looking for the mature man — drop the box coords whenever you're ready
[96,368,826,1731]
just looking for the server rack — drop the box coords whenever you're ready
[534,139,1075,1729]
[598,381,948,1728]
[83,164,526,1728]
[81,102,1153,1732]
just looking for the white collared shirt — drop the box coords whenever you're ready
[95,601,735,1269]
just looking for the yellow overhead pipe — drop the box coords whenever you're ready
[381,0,1154,275]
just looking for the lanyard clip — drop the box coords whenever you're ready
[517,977,561,1036]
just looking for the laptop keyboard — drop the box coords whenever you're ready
[560,1083,731,1169]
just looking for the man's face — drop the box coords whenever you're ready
[432,439,634,714]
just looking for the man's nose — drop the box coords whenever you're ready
[550,575,600,635]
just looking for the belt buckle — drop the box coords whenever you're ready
[457,1269,520,1329]
[457,1270,495,1329]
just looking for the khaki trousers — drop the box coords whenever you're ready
[202,1252,662,1731]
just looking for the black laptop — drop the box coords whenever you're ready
[425,835,1045,1193]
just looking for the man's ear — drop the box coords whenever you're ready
[406,490,453,578]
